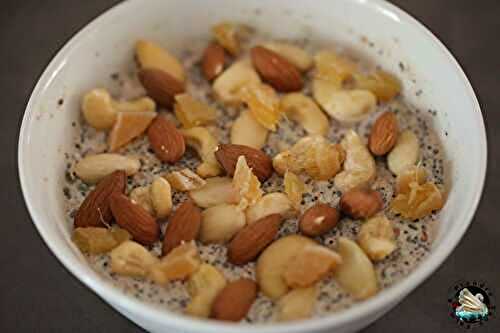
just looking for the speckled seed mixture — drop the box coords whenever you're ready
[62,37,446,322]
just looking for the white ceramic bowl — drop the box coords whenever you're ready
[19,0,486,332]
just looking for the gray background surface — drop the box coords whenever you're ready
[1,0,498,331]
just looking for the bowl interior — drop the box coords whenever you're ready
[19,0,485,332]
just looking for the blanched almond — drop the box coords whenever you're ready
[230,110,268,149]
[200,204,246,244]
[387,130,420,175]
[246,192,293,224]
[188,177,235,208]
[74,153,140,184]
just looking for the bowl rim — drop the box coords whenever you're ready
[18,0,487,332]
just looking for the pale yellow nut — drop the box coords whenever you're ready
[387,130,420,175]
[109,241,159,278]
[230,110,268,149]
[263,42,313,72]
[150,177,172,218]
[281,93,329,136]
[314,50,358,86]
[149,241,200,285]
[246,192,293,224]
[165,168,206,192]
[180,127,222,177]
[277,286,317,322]
[186,263,227,318]
[74,153,140,184]
[174,93,217,128]
[396,165,428,194]
[129,186,154,215]
[72,227,130,254]
[135,39,185,82]
[240,82,283,131]
[232,155,263,210]
[284,171,306,211]
[212,22,251,56]
[333,237,378,300]
[212,60,261,105]
[334,130,376,192]
[358,215,397,261]
[200,204,246,244]
[188,177,236,208]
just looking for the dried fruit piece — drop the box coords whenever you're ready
[74,171,126,228]
[147,116,186,163]
[231,156,263,210]
[262,42,313,72]
[358,215,396,261]
[163,200,202,255]
[212,22,250,56]
[369,112,399,156]
[211,279,258,321]
[391,181,444,219]
[256,235,315,299]
[181,127,221,177]
[165,168,207,191]
[150,177,172,218]
[339,189,384,219]
[202,43,226,81]
[333,237,378,300]
[280,93,329,136]
[387,130,420,175]
[138,68,185,108]
[240,83,283,131]
[109,193,160,245]
[215,144,273,181]
[334,130,376,192]
[186,264,227,318]
[188,177,236,208]
[74,154,140,184]
[212,60,261,105]
[299,203,339,237]
[273,136,345,180]
[200,204,246,244]
[72,227,131,254]
[353,70,401,102]
[135,40,185,83]
[277,287,317,321]
[284,171,305,211]
[129,186,154,215]
[246,192,293,224]
[149,241,200,284]
[284,244,342,288]
[228,214,282,265]
[109,241,159,277]
[174,94,217,128]
[108,111,156,151]
[314,50,358,86]
[396,166,428,194]
[230,110,268,149]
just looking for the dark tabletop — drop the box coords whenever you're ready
[1,0,499,332]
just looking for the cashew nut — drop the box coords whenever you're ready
[109,241,159,278]
[387,130,420,175]
[74,153,140,184]
[358,215,397,261]
[200,204,246,244]
[277,287,317,322]
[150,177,173,218]
[135,39,185,82]
[246,192,293,224]
[165,168,207,191]
[314,50,358,86]
[281,93,329,136]
[186,263,227,318]
[180,127,222,177]
[230,110,268,149]
[189,177,236,208]
[263,42,313,72]
[213,60,261,105]
[129,186,154,215]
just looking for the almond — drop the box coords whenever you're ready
[109,193,160,245]
[215,144,273,181]
[299,203,339,237]
[74,171,126,228]
[147,116,185,163]
[202,43,226,81]
[138,68,185,108]
[250,46,303,92]
[227,214,282,265]
[369,112,399,156]
[162,200,202,255]
[211,278,257,321]
[340,189,383,219]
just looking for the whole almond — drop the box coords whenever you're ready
[202,43,226,81]
[109,193,160,245]
[147,116,185,163]
[215,144,273,181]
[250,46,303,92]
[228,214,282,265]
[162,200,202,255]
[211,278,258,321]
[138,68,185,108]
[340,189,383,219]
[299,203,339,237]
[74,171,126,228]
[369,112,399,156]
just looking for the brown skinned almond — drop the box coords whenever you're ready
[369,112,399,156]
[299,203,339,237]
[109,193,160,245]
[138,68,185,108]
[215,144,273,181]
[147,116,185,163]
[202,43,226,81]
[251,46,303,92]
[74,170,126,228]
[340,189,384,219]
[228,214,282,265]
[211,279,258,321]
[162,200,202,255]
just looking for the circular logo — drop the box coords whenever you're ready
[448,280,495,329]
